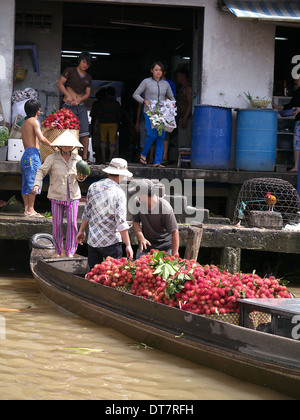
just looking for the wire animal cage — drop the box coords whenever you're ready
[234,178,300,226]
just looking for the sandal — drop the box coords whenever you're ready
[161,159,168,166]
[27,212,44,218]
[140,156,147,165]
[153,163,166,168]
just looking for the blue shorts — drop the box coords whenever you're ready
[63,103,89,137]
[294,121,300,151]
[21,148,42,195]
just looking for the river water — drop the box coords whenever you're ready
[0,261,298,400]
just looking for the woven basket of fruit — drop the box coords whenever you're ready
[84,250,294,328]
[40,108,81,162]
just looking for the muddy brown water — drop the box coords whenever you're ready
[0,266,298,400]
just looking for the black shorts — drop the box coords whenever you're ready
[88,242,122,269]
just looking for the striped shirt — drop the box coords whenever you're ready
[82,178,129,248]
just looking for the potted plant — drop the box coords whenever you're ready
[244,91,270,109]
[0,127,9,161]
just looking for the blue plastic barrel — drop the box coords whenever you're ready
[190,105,232,170]
[235,109,277,171]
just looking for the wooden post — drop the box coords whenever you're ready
[184,223,203,261]
[220,247,241,274]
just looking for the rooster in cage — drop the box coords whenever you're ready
[265,192,277,212]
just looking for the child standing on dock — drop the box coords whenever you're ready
[21,99,54,217]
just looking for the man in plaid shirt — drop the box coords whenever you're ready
[76,158,133,268]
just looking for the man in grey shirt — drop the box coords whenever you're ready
[132,179,179,258]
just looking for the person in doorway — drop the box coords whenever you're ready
[131,179,179,258]
[20,99,55,217]
[133,61,175,167]
[135,98,147,153]
[161,62,177,166]
[93,87,122,163]
[76,158,133,269]
[163,63,177,99]
[273,76,300,171]
[90,88,106,164]
[175,68,193,148]
[33,131,87,258]
[57,51,92,162]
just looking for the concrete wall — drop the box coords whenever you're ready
[199,3,276,167]
[37,0,276,109]
[0,0,16,125]
[201,3,276,108]
[14,0,63,121]
[2,0,277,128]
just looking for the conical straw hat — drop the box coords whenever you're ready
[51,130,83,148]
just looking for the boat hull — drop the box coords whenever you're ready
[30,249,300,399]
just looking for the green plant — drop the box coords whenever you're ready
[244,91,253,101]
[0,127,9,147]
[243,92,270,108]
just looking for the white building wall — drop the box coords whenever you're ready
[1,0,277,127]
[201,3,276,108]
[14,0,63,121]
[39,0,277,109]
[0,0,15,125]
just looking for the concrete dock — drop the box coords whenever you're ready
[1,212,300,274]
[1,160,299,275]
[0,161,298,220]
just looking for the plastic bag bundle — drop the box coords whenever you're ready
[12,88,38,104]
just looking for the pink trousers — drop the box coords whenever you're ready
[51,199,79,256]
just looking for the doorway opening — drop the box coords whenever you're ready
[60,2,204,163]
[274,26,300,97]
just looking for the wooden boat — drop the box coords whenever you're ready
[29,234,300,399]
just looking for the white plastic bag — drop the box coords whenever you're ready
[11,99,27,125]
[147,99,177,136]
[11,88,38,124]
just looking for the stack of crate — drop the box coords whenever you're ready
[177,148,191,168]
